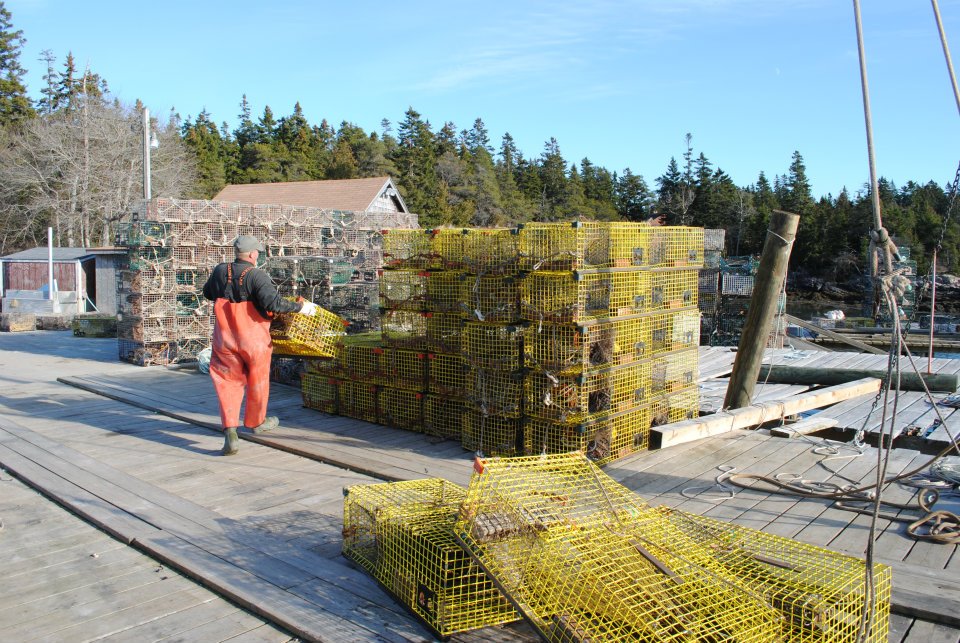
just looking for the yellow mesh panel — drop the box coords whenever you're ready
[343,479,519,638]
[270,305,346,357]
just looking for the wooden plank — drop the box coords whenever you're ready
[150,611,289,643]
[0,442,158,544]
[135,533,425,643]
[901,620,960,643]
[770,416,839,438]
[654,377,882,448]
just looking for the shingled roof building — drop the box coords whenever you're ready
[213,176,409,214]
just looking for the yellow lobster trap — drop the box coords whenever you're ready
[301,373,338,414]
[338,333,384,381]
[520,270,647,323]
[342,479,518,639]
[462,322,524,370]
[518,221,650,271]
[338,380,378,423]
[524,316,652,375]
[378,269,428,311]
[650,386,700,427]
[382,228,435,269]
[648,268,699,312]
[424,270,466,314]
[526,359,651,425]
[270,304,346,358]
[649,308,701,354]
[377,386,424,431]
[661,508,891,643]
[525,404,651,464]
[460,274,521,323]
[377,347,429,391]
[650,347,699,395]
[462,410,526,456]
[456,452,817,642]
[648,226,705,268]
[461,228,520,274]
[423,394,465,439]
[427,353,467,397]
[464,367,526,418]
[381,309,429,350]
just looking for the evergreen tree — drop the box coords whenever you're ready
[181,109,227,198]
[538,137,567,220]
[390,107,449,225]
[37,49,56,116]
[616,168,652,221]
[0,1,32,126]
[782,151,814,214]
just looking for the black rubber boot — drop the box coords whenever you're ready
[251,416,279,435]
[221,427,239,455]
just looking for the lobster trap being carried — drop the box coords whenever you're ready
[454,453,787,642]
[520,270,646,323]
[524,317,651,375]
[270,305,346,357]
[342,479,518,638]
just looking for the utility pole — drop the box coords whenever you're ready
[724,209,800,409]
[142,107,151,201]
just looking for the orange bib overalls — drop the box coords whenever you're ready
[209,264,273,429]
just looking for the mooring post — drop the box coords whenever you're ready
[723,209,800,409]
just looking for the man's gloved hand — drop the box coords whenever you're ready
[299,300,320,316]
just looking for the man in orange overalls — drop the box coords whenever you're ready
[202,235,318,455]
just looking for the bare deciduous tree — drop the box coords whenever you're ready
[0,97,195,253]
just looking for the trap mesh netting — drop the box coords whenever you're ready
[342,478,519,638]
[453,452,890,643]
[270,305,346,358]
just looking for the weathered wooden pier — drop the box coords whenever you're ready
[1,331,958,642]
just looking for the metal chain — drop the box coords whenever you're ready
[936,159,960,253]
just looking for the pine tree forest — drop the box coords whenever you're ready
[0,1,958,292]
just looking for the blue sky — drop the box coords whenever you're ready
[7,0,960,199]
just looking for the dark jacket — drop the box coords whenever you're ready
[202,260,301,320]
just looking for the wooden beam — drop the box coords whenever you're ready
[654,377,881,448]
[758,364,959,392]
[769,416,839,438]
[784,314,886,354]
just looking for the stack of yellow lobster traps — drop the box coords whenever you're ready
[300,221,705,463]
[343,453,891,642]
[519,221,702,463]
